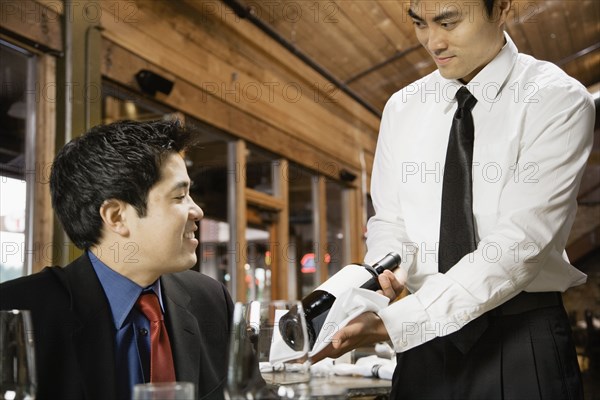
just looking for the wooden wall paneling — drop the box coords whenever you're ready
[572,0,600,84]
[180,0,380,153]
[203,1,380,129]
[543,4,571,64]
[349,59,405,111]
[334,1,396,57]
[309,3,388,80]
[519,2,551,58]
[583,51,600,88]
[379,0,413,41]
[505,26,531,56]
[365,1,412,50]
[266,2,344,70]
[564,51,600,88]
[32,54,56,272]
[377,0,425,70]
[506,1,539,55]
[558,2,577,53]
[578,0,600,50]
[242,0,378,81]
[100,40,359,183]
[161,0,366,148]
[99,2,366,173]
[330,2,404,89]
[196,14,379,154]
[0,0,63,53]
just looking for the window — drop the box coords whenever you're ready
[326,179,348,275]
[185,119,233,290]
[0,41,36,282]
[288,164,318,298]
[245,145,277,195]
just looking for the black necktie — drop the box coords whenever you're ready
[439,87,478,273]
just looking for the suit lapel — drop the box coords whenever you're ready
[161,275,201,388]
[60,255,118,400]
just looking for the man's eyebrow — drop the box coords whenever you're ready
[408,8,461,23]
[433,10,460,23]
[170,181,190,192]
[407,8,424,21]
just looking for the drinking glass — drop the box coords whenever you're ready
[225,300,311,399]
[0,310,37,400]
[132,382,195,400]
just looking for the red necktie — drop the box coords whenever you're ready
[136,292,176,382]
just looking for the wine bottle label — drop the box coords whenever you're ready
[314,264,374,297]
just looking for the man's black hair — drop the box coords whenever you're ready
[50,119,197,249]
[484,0,495,17]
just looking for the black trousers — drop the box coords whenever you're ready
[389,299,583,400]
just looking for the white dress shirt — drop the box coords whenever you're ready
[366,33,595,353]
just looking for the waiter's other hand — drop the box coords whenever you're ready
[310,311,390,364]
[377,269,405,301]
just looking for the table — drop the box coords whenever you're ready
[309,375,391,399]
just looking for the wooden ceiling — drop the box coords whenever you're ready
[233,0,600,115]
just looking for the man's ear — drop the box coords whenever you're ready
[496,0,512,27]
[99,199,130,237]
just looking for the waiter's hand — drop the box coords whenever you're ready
[310,311,390,363]
[377,269,405,302]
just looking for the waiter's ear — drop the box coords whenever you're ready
[495,0,512,27]
[99,199,130,237]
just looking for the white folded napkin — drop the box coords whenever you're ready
[332,355,396,380]
[310,357,336,376]
[309,288,390,357]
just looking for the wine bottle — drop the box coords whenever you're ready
[279,252,401,351]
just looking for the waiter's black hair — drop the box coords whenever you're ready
[484,0,495,17]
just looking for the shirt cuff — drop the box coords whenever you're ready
[378,294,432,353]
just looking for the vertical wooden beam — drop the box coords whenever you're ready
[314,176,328,284]
[273,159,289,300]
[345,187,365,264]
[32,54,56,273]
[228,140,247,302]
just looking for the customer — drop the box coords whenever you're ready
[314,0,594,399]
[1,120,233,400]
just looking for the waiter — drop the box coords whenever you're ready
[314,0,594,399]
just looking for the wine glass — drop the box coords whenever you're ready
[0,310,37,400]
[132,382,195,400]
[225,300,311,399]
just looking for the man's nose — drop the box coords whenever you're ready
[427,27,448,54]
[190,200,204,221]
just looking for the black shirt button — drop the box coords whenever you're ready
[139,328,148,336]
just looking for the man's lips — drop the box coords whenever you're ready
[434,55,454,65]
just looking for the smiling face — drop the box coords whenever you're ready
[123,152,203,284]
[409,0,510,83]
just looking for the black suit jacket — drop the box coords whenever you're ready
[0,254,234,400]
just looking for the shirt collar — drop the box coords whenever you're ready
[441,31,518,112]
[88,250,164,329]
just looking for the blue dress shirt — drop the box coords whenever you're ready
[88,251,166,400]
